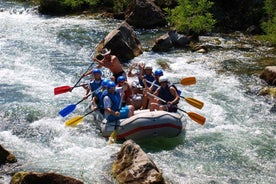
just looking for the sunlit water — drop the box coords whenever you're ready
[0,2,275,184]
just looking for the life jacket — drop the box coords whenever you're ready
[158,84,179,105]
[89,79,102,95]
[102,89,121,119]
[152,80,161,92]
[102,90,121,121]
[140,74,154,87]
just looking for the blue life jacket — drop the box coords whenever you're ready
[158,84,179,105]
[102,90,121,120]
[140,74,154,87]
[89,79,102,96]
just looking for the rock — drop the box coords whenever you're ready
[10,172,84,184]
[112,140,165,184]
[152,31,197,52]
[191,44,208,53]
[260,66,276,86]
[125,0,167,28]
[0,144,17,165]
[168,30,189,48]
[259,86,276,99]
[152,33,173,52]
[96,21,143,61]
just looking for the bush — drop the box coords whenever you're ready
[165,0,216,34]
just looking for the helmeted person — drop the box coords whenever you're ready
[139,64,155,109]
[139,63,154,88]
[149,76,180,112]
[130,81,143,110]
[145,69,164,107]
[149,69,163,93]
[116,76,132,106]
[82,68,103,109]
[94,78,110,114]
[103,81,134,123]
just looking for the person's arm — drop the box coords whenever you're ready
[104,96,120,116]
[93,57,105,66]
[128,63,137,77]
[168,87,180,105]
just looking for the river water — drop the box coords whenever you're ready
[0,2,275,184]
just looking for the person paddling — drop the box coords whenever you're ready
[149,76,180,112]
[93,48,126,84]
[103,81,134,123]
[81,69,103,110]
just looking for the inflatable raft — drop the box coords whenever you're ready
[92,109,186,140]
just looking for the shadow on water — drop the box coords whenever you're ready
[130,131,187,153]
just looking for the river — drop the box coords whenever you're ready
[0,1,275,184]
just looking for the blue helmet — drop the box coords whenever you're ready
[101,78,110,87]
[117,76,126,83]
[154,69,163,76]
[107,81,116,89]
[92,68,102,75]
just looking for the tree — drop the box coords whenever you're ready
[165,0,216,34]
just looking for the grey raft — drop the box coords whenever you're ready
[92,109,187,141]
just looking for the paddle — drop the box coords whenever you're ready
[54,84,87,95]
[146,92,206,125]
[65,109,97,127]
[179,77,196,86]
[146,79,204,109]
[59,94,91,117]
[59,86,103,117]
[54,62,94,95]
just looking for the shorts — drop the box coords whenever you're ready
[113,71,126,84]
[119,106,129,119]
[106,106,129,122]
[166,104,178,112]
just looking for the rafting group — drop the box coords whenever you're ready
[54,48,206,141]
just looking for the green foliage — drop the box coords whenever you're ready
[261,0,276,44]
[165,0,216,34]
[113,0,128,14]
[63,0,99,9]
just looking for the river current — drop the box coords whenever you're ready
[0,2,275,184]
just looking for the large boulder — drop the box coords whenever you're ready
[96,21,143,61]
[152,30,193,52]
[0,144,17,165]
[125,0,167,28]
[152,33,173,52]
[260,66,276,86]
[10,172,83,184]
[112,140,165,184]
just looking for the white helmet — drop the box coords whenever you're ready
[159,76,169,83]
[144,64,152,70]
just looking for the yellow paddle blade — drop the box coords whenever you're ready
[185,97,204,109]
[187,112,206,125]
[108,130,117,144]
[65,115,84,127]
[180,77,196,86]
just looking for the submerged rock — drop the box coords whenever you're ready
[112,140,165,184]
[259,86,276,99]
[260,66,276,86]
[10,172,83,184]
[0,144,17,165]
